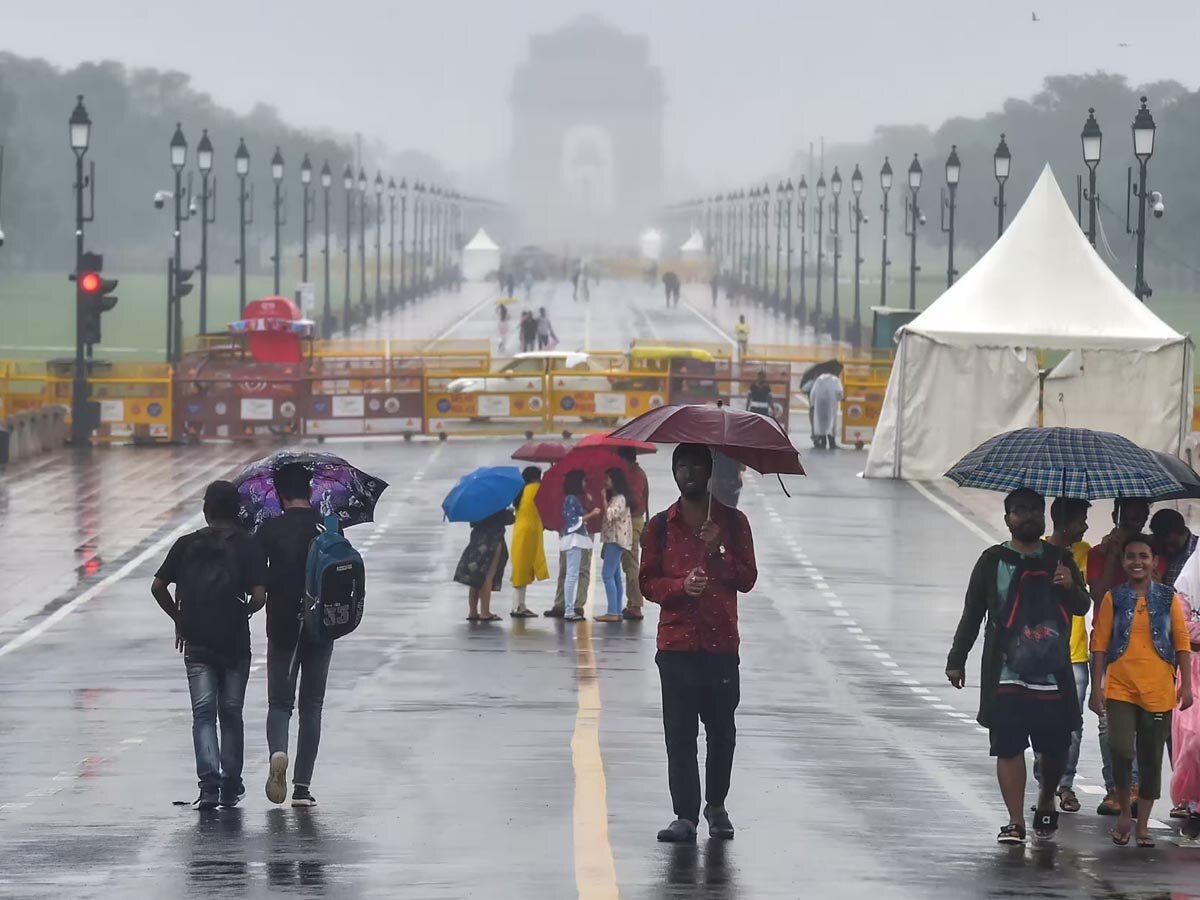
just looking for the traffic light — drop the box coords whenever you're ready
[73,251,118,347]
[176,266,195,299]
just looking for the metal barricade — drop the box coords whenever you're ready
[547,367,668,434]
[305,354,423,437]
[424,371,552,437]
[174,358,304,441]
[841,371,890,450]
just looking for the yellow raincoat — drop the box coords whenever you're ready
[510,483,549,588]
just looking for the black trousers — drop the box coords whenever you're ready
[656,650,741,823]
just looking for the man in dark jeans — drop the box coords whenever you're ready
[256,463,334,808]
[640,443,757,842]
[152,481,266,810]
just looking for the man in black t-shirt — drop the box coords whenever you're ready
[152,481,266,811]
[256,463,334,808]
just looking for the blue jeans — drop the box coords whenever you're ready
[562,547,586,614]
[267,638,334,787]
[601,543,624,616]
[186,657,251,794]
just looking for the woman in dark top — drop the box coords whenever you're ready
[454,507,515,622]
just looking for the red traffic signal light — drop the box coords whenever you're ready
[79,271,102,293]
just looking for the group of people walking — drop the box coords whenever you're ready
[948,491,1200,846]
[496,305,556,354]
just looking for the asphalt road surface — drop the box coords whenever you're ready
[1,277,1197,899]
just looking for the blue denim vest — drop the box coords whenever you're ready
[1108,582,1177,665]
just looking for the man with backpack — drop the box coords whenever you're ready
[151,481,267,810]
[256,463,342,808]
[640,443,757,843]
[945,488,1091,844]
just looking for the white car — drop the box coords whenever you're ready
[447,351,613,394]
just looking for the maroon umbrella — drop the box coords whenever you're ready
[511,439,573,463]
[535,446,634,532]
[608,403,805,476]
[575,431,658,454]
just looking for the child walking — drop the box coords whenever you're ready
[1090,533,1194,847]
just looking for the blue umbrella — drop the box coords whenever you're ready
[442,466,524,523]
[945,427,1183,500]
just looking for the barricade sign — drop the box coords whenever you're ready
[305,354,423,436]
[424,371,550,436]
[175,358,305,440]
[841,373,889,450]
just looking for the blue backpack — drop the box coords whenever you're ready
[302,515,366,642]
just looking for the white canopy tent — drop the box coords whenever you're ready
[864,165,1192,481]
[461,228,501,282]
[639,228,663,262]
[680,229,705,260]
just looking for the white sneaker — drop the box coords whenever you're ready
[265,751,289,805]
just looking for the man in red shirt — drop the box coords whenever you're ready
[640,443,757,843]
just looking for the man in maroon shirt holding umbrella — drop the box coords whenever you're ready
[640,442,758,842]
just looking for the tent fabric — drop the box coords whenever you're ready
[680,230,705,252]
[864,165,1192,481]
[464,228,499,251]
[462,228,501,282]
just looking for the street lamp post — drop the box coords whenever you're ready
[879,157,893,306]
[399,179,408,304]
[798,177,808,326]
[783,180,794,316]
[1131,96,1157,301]
[941,145,961,287]
[748,187,759,296]
[993,134,1011,239]
[774,182,784,306]
[814,174,826,330]
[196,129,215,335]
[761,183,771,305]
[235,139,251,315]
[734,190,745,293]
[414,182,425,297]
[270,147,285,294]
[374,172,383,319]
[830,168,843,341]
[69,95,93,445]
[848,165,865,346]
[1081,108,1102,247]
[387,177,396,309]
[300,154,313,284]
[357,168,367,316]
[320,162,333,339]
[904,154,923,310]
[342,164,354,335]
[169,123,192,362]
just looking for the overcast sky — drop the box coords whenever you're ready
[6,0,1200,188]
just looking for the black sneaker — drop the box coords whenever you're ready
[656,817,697,843]
[704,804,735,839]
[291,785,317,808]
[219,785,246,809]
[192,790,219,811]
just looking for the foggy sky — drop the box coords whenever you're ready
[5,0,1200,190]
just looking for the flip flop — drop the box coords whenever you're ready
[466,615,480,621]
[1111,826,1131,846]
[1136,835,1156,849]
[480,613,501,622]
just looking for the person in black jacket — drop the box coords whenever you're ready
[945,488,1090,844]
[256,463,332,808]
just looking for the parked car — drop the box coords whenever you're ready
[446,351,612,394]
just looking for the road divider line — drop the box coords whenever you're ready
[908,480,1000,546]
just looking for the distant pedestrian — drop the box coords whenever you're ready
[662,271,681,307]
[504,273,517,297]
[809,371,843,449]
[151,481,267,811]
[597,467,634,623]
[619,446,649,621]
[455,507,514,622]
[497,303,510,353]
[256,463,335,809]
[536,307,558,350]
[1090,533,1193,847]
[1150,509,1197,588]
[710,270,720,307]
[746,371,774,417]
[641,443,757,843]
[945,488,1090,844]
[734,315,750,360]
[510,467,549,618]
[553,470,601,622]
[519,311,538,353]
[572,266,581,300]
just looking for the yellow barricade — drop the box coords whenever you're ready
[841,373,890,450]
[547,367,669,434]
[87,363,173,442]
[424,371,551,437]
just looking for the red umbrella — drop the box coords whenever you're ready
[575,430,658,454]
[535,446,634,532]
[608,403,805,476]
[511,440,573,463]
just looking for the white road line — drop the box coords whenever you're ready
[680,299,737,350]
[422,289,499,346]
[908,480,1000,546]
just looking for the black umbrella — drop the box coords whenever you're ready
[799,359,843,392]
[1150,450,1200,500]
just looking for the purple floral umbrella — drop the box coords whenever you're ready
[233,450,389,532]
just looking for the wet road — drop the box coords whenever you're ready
[2,280,1199,899]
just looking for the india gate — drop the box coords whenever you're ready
[510,17,664,247]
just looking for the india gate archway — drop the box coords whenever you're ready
[510,18,664,248]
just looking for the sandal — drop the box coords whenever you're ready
[1136,834,1156,849]
[996,823,1026,845]
[520,609,538,618]
[466,614,480,621]
[1057,788,1081,813]
[1111,826,1131,846]
[1170,803,1190,819]
[1033,808,1059,839]
[480,613,501,622]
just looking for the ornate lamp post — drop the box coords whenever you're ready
[993,134,1011,238]
[798,177,809,326]
[1131,96,1157,301]
[904,154,923,310]
[879,157,893,306]
[169,123,192,361]
[69,95,93,445]
[848,165,865,346]
[387,177,396,308]
[300,154,314,285]
[399,178,408,303]
[342,164,354,335]
[1081,108,1102,247]
[357,168,367,315]
[320,161,333,338]
[374,172,384,319]
[760,183,771,304]
[196,129,215,335]
[814,173,826,329]
[235,138,252,315]
[774,181,784,306]
[783,180,794,315]
[941,145,961,287]
[830,168,843,341]
[270,147,285,294]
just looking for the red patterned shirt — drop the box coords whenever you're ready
[639,498,757,653]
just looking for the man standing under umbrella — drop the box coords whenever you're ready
[946,488,1091,844]
[640,443,757,842]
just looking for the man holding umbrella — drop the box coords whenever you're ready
[640,443,758,842]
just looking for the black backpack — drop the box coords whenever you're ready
[998,550,1071,679]
[176,528,246,651]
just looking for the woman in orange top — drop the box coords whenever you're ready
[1090,533,1194,848]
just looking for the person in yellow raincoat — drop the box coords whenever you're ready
[510,467,550,617]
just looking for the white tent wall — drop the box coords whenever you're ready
[462,228,501,282]
[865,334,1040,480]
[1043,344,1193,454]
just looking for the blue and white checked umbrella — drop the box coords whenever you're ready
[944,427,1184,500]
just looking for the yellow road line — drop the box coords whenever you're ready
[572,540,619,900]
